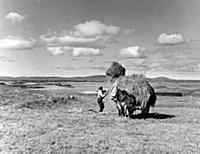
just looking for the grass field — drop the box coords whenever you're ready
[0,80,200,154]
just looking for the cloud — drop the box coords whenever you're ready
[46,47,72,56]
[120,46,146,58]
[72,20,120,37]
[72,47,101,57]
[40,35,102,47]
[41,20,120,49]
[146,42,200,73]
[5,12,25,23]
[118,59,150,73]
[46,46,101,57]
[42,20,120,57]
[158,33,184,45]
[0,36,36,50]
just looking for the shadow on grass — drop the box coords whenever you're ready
[130,112,175,119]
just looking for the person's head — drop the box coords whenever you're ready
[98,86,103,90]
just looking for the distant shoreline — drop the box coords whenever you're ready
[0,75,200,83]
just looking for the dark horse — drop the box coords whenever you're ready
[112,87,138,118]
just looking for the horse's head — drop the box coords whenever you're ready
[116,88,127,102]
[110,86,126,102]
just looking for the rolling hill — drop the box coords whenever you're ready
[0,75,199,83]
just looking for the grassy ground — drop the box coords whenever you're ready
[0,84,200,154]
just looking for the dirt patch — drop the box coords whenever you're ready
[15,96,74,109]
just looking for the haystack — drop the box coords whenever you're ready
[106,62,125,81]
[114,75,156,106]
[106,62,156,115]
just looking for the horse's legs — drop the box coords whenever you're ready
[120,102,127,117]
[116,101,122,116]
[123,105,129,118]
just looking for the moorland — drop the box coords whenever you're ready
[0,75,200,153]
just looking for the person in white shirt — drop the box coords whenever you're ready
[97,86,107,112]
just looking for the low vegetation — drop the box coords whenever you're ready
[0,81,200,153]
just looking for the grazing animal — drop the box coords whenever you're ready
[111,87,137,118]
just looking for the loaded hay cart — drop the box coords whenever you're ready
[106,62,157,118]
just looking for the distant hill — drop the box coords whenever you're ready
[0,75,199,83]
[0,75,108,82]
[148,76,174,82]
[149,76,200,83]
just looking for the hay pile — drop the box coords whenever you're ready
[106,62,156,115]
[114,75,156,106]
[106,62,125,81]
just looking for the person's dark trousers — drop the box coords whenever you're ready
[97,98,104,112]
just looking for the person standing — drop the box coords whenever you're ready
[97,86,107,112]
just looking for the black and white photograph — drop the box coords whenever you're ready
[0,0,200,153]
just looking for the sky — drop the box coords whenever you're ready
[0,0,200,79]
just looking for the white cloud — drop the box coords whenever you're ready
[5,12,25,23]
[158,33,184,45]
[0,36,36,50]
[42,20,120,55]
[72,47,101,57]
[46,47,71,56]
[72,20,120,37]
[46,46,101,57]
[40,35,102,47]
[120,46,146,58]
[41,20,120,47]
[46,47,63,56]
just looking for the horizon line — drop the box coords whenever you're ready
[0,74,200,81]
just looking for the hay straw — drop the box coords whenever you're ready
[114,75,156,108]
[106,62,156,110]
[106,62,125,81]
